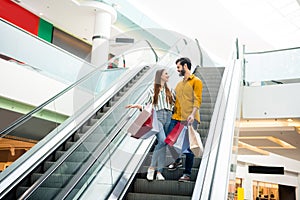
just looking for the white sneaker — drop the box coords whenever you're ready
[156,173,165,181]
[146,168,155,181]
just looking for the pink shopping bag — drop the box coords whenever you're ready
[127,104,153,139]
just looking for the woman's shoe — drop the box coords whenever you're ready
[146,168,155,181]
[156,173,165,181]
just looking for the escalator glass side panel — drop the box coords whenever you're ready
[55,62,183,199]
[27,65,158,199]
[0,67,129,197]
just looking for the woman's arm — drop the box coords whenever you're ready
[125,104,142,110]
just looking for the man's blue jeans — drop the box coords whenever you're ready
[166,119,198,176]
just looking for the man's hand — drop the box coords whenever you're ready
[187,107,198,124]
[187,114,195,124]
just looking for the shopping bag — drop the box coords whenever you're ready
[173,126,189,154]
[127,104,153,139]
[139,110,160,139]
[165,122,185,146]
[188,125,204,157]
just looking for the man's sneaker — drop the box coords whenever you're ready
[167,161,182,171]
[146,168,155,181]
[156,173,165,181]
[178,174,191,182]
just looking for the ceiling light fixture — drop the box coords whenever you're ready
[238,141,270,155]
[239,136,296,149]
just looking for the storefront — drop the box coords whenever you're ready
[252,181,278,200]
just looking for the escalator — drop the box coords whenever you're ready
[123,66,225,200]
[1,65,152,200]
[0,27,232,199]
[1,64,232,200]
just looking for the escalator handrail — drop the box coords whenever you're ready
[195,38,203,67]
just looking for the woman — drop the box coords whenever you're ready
[126,69,174,181]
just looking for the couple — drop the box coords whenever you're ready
[126,57,203,182]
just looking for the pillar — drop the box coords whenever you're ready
[91,10,112,67]
[78,1,117,67]
[296,174,300,200]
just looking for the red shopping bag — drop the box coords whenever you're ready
[127,104,153,139]
[130,112,153,139]
[173,126,189,154]
[164,122,185,146]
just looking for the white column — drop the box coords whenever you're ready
[243,173,253,200]
[77,1,117,67]
[91,11,112,67]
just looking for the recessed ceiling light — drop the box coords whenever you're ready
[287,118,293,122]
[239,136,296,149]
[238,141,269,155]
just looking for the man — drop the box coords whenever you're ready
[167,57,203,182]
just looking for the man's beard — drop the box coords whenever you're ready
[179,69,186,77]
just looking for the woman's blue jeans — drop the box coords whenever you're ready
[150,109,171,173]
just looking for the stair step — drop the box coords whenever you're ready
[31,173,73,187]
[138,166,199,181]
[133,179,195,196]
[43,161,82,174]
[143,154,201,169]
[55,150,90,162]
[16,186,79,200]
[126,192,191,200]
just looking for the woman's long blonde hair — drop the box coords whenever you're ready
[153,69,172,105]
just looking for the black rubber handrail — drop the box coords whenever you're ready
[195,38,204,67]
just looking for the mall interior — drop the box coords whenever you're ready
[0,0,300,199]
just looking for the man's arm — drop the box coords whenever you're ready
[188,78,203,123]
[187,107,198,123]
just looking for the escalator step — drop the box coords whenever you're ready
[139,166,199,181]
[201,114,211,121]
[201,102,215,109]
[55,150,90,162]
[198,121,210,129]
[16,186,80,200]
[31,173,73,187]
[81,125,92,132]
[126,192,191,200]
[133,179,195,196]
[43,161,83,174]
[142,155,201,170]
[88,118,98,126]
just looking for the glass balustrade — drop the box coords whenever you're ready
[244,47,300,85]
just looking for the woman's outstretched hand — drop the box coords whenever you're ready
[125,104,142,110]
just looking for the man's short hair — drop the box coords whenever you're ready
[175,57,191,70]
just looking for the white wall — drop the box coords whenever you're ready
[0,59,92,116]
[242,84,300,119]
[237,154,300,200]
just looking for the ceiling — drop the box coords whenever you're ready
[6,0,300,164]
[238,119,300,161]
